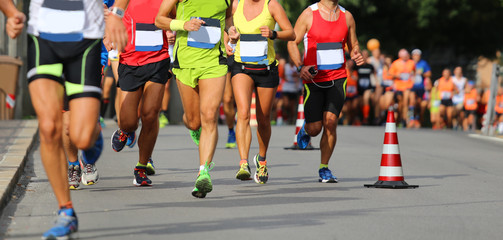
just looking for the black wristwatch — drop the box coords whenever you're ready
[270,30,277,40]
[297,65,304,73]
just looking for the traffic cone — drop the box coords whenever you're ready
[284,95,316,150]
[364,107,418,189]
[276,107,283,126]
[250,92,258,127]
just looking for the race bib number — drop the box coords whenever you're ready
[135,23,163,52]
[414,74,423,85]
[239,34,268,63]
[187,17,221,49]
[347,85,356,94]
[441,91,452,99]
[433,100,441,108]
[466,99,475,106]
[359,78,370,88]
[38,0,85,42]
[316,42,344,70]
[382,79,393,87]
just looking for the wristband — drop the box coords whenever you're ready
[109,7,124,18]
[270,30,277,40]
[170,20,186,31]
[297,65,304,73]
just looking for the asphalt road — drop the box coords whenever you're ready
[1,121,502,240]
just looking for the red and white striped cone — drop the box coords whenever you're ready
[365,107,418,189]
[284,95,315,150]
[250,92,258,127]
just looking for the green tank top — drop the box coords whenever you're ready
[233,0,276,65]
[173,0,229,68]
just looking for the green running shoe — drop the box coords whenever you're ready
[192,162,213,198]
[235,162,251,181]
[189,127,201,146]
[146,158,155,175]
[253,154,268,184]
[159,114,169,128]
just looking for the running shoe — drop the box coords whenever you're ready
[297,122,311,149]
[235,161,251,181]
[318,167,338,183]
[192,163,213,198]
[126,131,136,148]
[189,127,201,146]
[111,129,128,152]
[226,129,236,148]
[82,131,103,165]
[41,208,78,240]
[159,114,169,128]
[79,154,99,185]
[68,164,81,190]
[133,166,152,186]
[253,154,268,184]
[146,158,156,175]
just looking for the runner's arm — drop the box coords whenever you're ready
[287,8,313,81]
[345,11,363,66]
[105,0,129,52]
[156,0,204,32]
[266,0,295,41]
[0,0,25,39]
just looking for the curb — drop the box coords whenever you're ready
[0,120,38,213]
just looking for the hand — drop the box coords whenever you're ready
[103,4,109,21]
[299,65,316,82]
[6,11,25,39]
[166,31,176,44]
[225,42,234,56]
[105,14,128,51]
[103,33,113,51]
[228,26,240,44]
[184,18,205,32]
[259,26,272,38]
[351,48,364,66]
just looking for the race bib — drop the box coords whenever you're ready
[466,99,475,106]
[359,78,370,88]
[38,0,85,42]
[400,73,410,81]
[187,17,221,49]
[347,85,357,94]
[135,23,163,52]
[441,91,452,99]
[108,49,119,61]
[239,34,268,63]
[316,42,344,70]
[433,100,441,108]
[414,74,423,85]
[382,79,393,87]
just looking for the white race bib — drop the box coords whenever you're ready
[347,85,356,94]
[316,42,344,70]
[400,73,410,81]
[108,49,119,61]
[414,74,423,85]
[441,91,452,99]
[38,0,85,42]
[466,99,475,106]
[135,23,163,52]
[239,34,268,63]
[359,78,370,88]
[433,100,441,108]
[382,79,393,87]
[187,17,221,49]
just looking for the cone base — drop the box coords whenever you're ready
[283,145,319,150]
[364,180,418,189]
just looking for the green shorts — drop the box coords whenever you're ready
[173,65,227,88]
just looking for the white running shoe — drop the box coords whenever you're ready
[79,154,99,185]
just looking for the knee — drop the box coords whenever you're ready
[72,133,94,150]
[38,120,62,143]
[256,112,271,126]
[223,94,233,106]
[119,118,138,132]
[237,109,250,122]
[200,109,217,126]
[305,123,322,136]
[140,109,159,126]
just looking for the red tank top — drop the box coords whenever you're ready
[303,3,348,83]
[120,0,169,66]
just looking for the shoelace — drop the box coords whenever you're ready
[118,131,127,142]
[71,168,80,181]
[53,214,75,228]
[137,169,147,179]
[258,163,267,176]
[84,164,94,174]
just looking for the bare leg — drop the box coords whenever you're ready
[232,74,254,160]
[255,86,277,158]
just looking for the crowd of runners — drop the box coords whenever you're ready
[1,0,502,239]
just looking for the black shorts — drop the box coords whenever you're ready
[303,78,346,123]
[357,86,374,96]
[231,62,280,88]
[104,64,114,79]
[27,35,102,100]
[118,58,171,92]
[282,91,299,100]
[440,99,453,107]
[227,55,234,72]
[464,109,476,116]
[412,88,425,99]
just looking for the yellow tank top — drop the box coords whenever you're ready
[233,0,276,65]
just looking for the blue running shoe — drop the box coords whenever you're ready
[146,158,155,175]
[82,131,103,165]
[99,116,106,128]
[318,167,338,183]
[126,131,136,148]
[111,129,128,152]
[133,166,152,186]
[226,129,236,148]
[297,122,311,149]
[42,208,78,240]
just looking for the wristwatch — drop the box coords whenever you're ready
[270,30,277,40]
[297,65,304,73]
[109,7,125,18]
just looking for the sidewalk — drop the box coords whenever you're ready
[0,120,38,212]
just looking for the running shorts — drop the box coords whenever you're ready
[440,99,453,107]
[303,78,346,123]
[227,55,235,72]
[27,35,102,100]
[118,58,171,92]
[231,62,280,88]
[173,65,228,89]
